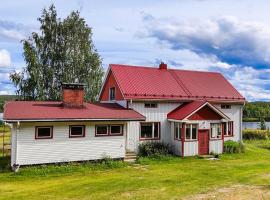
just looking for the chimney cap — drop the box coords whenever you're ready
[62,82,85,90]
[159,62,167,70]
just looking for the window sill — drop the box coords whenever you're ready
[224,135,233,137]
[174,138,182,141]
[139,138,160,141]
[210,138,222,141]
[95,134,123,137]
[185,139,198,142]
[69,135,85,138]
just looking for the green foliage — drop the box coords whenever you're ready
[138,141,172,157]
[10,4,103,102]
[223,140,245,154]
[0,95,17,112]
[243,102,270,122]
[243,129,270,140]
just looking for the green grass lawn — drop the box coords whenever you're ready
[0,140,269,200]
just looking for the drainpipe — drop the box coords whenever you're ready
[12,121,20,172]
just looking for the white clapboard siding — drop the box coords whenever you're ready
[214,104,243,142]
[127,102,181,152]
[14,122,126,165]
[209,140,223,154]
[184,141,198,156]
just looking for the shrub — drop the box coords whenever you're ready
[138,141,172,157]
[223,140,245,154]
[243,129,270,140]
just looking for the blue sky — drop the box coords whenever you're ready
[0,0,270,101]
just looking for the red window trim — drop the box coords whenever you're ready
[95,124,123,137]
[139,122,161,141]
[35,126,53,139]
[69,125,85,138]
[225,121,234,137]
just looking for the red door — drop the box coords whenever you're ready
[198,130,209,155]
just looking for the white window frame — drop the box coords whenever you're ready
[185,124,198,141]
[109,87,115,101]
[210,123,222,139]
[224,121,233,136]
[140,122,160,140]
[174,122,182,140]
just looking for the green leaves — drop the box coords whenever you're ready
[10,4,104,102]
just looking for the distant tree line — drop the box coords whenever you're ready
[243,102,270,122]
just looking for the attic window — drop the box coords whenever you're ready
[109,87,115,101]
[221,104,231,109]
[145,103,157,108]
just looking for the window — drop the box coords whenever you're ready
[227,121,234,136]
[96,125,109,136]
[69,125,85,138]
[145,103,158,108]
[221,104,231,109]
[95,125,123,136]
[185,124,197,140]
[35,126,53,139]
[174,122,182,140]
[109,87,115,101]
[222,121,233,136]
[211,123,222,139]
[140,122,160,140]
[110,125,122,135]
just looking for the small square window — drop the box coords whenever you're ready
[69,125,85,138]
[96,125,108,136]
[35,126,53,139]
[110,125,122,135]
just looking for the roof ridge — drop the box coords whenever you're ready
[169,70,192,96]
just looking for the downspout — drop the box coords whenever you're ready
[240,103,245,142]
[12,121,20,172]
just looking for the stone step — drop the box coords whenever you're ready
[198,155,215,159]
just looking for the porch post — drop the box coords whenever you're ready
[221,123,225,153]
[181,123,186,158]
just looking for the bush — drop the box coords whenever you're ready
[223,140,245,154]
[243,129,270,140]
[138,142,172,157]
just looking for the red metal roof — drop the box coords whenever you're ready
[4,101,145,122]
[109,64,245,102]
[167,101,229,120]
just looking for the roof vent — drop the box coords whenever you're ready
[62,83,84,107]
[159,62,167,70]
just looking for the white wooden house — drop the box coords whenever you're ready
[4,63,245,170]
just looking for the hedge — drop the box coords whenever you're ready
[243,129,270,140]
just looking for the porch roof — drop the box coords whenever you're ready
[167,101,230,121]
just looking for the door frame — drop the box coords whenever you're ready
[198,129,210,155]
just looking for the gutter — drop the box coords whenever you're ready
[4,118,146,123]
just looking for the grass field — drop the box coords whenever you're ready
[0,139,269,200]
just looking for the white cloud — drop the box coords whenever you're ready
[0,49,11,67]
[144,15,270,67]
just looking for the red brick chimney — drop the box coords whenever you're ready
[159,62,167,70]
[62,83,84,107]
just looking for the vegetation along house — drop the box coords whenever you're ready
[4,63,245,170]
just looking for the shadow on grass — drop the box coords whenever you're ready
[0,156,10,172]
